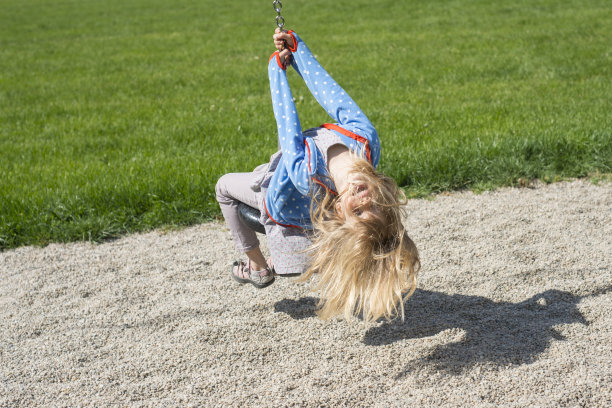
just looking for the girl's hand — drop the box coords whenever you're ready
[279,48,292,66]
[273,28,295,51]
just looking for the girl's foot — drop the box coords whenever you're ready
[231,260,275,288]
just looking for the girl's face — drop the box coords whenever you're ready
[335,175,373,219]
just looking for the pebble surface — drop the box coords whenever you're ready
[1,179,610,407]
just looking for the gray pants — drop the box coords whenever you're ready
[215,172,260,252]
[215,170,312,275]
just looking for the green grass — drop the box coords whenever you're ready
[1,0,610,249]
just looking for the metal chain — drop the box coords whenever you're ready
[272,0,285,30]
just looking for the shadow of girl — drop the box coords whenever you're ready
[364,288,600,376]
[274,286,610,376]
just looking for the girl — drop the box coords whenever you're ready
[215,30,420,322]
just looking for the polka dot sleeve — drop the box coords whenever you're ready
[268,51,313,196]
[287,31,376,142]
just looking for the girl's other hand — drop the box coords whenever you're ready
[279,48,292,66]
[273,28,295,51]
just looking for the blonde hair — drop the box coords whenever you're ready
[301,156,420,322]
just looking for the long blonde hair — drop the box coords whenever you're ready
[301,156,420,322]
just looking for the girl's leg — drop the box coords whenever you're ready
[215,172,267,271]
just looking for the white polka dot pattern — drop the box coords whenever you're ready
[264,31,381,230]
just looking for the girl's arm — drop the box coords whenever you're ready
[268,51,316,196]
[279,31,379,164]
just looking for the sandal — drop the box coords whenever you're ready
[231,260,275,289]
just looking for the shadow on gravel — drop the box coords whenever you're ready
[274,296,318,320]
[365,287,610,377]
[273,287,610,376]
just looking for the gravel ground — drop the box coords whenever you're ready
[1,179,610,407]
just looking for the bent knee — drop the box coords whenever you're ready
[215,174,232,203]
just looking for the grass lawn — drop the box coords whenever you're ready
[0,0,610,249]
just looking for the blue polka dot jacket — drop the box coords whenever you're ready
[264,31,380,230]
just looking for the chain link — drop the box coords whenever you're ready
[272,0,285,30]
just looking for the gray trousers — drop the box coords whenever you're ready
[215,156,313,275]
[215,172,260,252]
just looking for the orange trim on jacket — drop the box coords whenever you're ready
[320,123,371,163]
[313,177,338,195]
[263,197,303,229]
[269,51,286,70]
[286,30,298,52]
[304,138,312,173]
[305,137,337,195]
